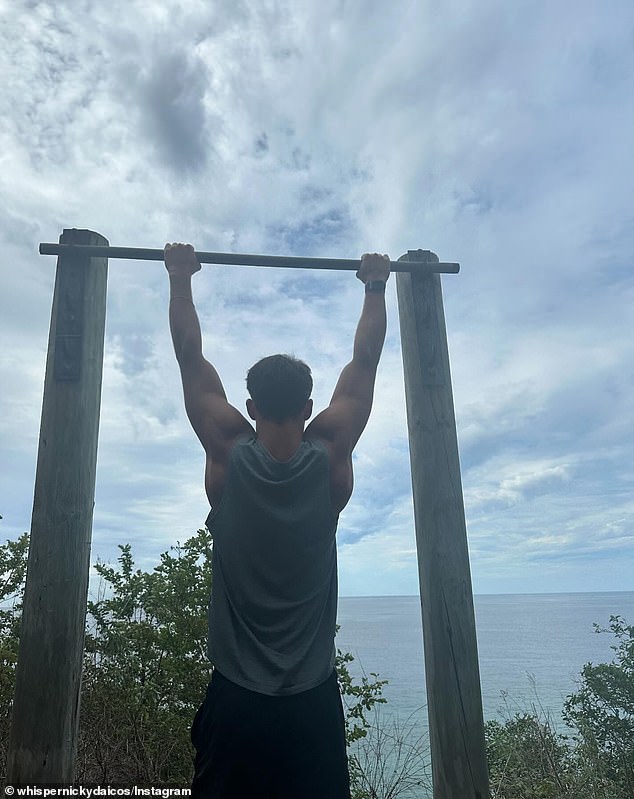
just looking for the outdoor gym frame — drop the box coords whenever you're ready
[8,228,490,798]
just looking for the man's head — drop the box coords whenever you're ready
[246,354,313,425]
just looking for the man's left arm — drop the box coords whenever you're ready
[165,243,253,457]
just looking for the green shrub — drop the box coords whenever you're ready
[485,713,572,798]
[563,615,634,798]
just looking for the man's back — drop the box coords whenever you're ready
[206,435,339,695]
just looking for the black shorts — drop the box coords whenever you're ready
[191,668,351,798]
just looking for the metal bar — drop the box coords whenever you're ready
[39,243,460,273]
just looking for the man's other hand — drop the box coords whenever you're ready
[164,242,202,276]
[357,253,391,284]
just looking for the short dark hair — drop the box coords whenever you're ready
[246,354,313,423]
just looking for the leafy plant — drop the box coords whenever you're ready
[337,647,388,745]
[0,531,29,774]
[563,615,634,798]
[485,713,572,798]
[78,528,214,784]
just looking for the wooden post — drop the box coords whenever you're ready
[7,229,109,784]
[396,250,490,799]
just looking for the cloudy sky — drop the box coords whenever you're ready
[1,0,633,599]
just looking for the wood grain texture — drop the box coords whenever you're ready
[7,229,109,784]
[396,251,490,799]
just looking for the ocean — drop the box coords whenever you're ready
[335,591,634,792]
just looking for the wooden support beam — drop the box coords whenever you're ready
[7,229,109,784]
[39,242,460,273]
[396,250,490,799]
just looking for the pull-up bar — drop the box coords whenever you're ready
[39,243,460,273]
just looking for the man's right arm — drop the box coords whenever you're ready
[165,243,253,460]
[305,253,390,461]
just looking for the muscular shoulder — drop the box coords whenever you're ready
[304,433,353,514]
[205,433,253,507]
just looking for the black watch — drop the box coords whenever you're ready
[365,280,387,293]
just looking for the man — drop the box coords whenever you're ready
[165,243,391,798]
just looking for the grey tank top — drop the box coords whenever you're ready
[205,435,339,696]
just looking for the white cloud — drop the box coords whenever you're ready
[1,0,633,596]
